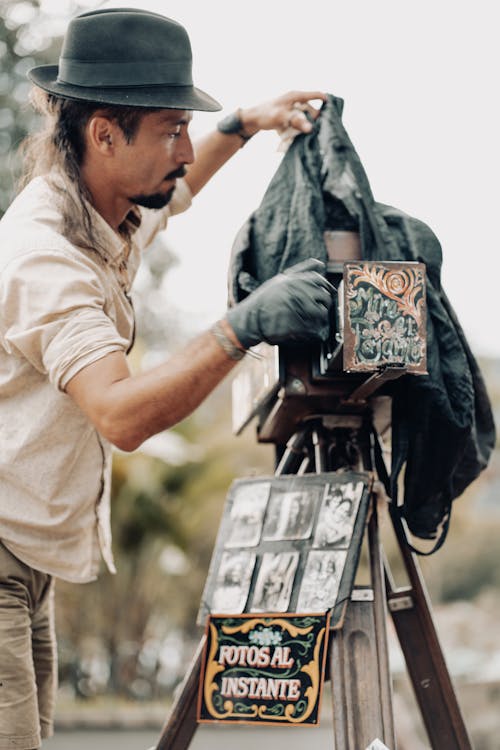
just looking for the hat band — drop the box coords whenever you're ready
[57,58,193,88]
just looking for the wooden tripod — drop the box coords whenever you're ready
[154,413,472,750]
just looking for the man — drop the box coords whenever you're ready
[0,7,333,748]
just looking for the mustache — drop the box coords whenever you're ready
[165,166,187,181]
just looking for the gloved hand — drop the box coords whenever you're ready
[226,258,334,349]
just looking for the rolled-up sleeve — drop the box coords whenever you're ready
[0,250,129,390]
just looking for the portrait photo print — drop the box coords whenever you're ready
[224,481,271,548]
[250,552,300,612]
[313,481,364,548]
[211,550,256,614]
[297,550,347,612]
[262,488,317,541]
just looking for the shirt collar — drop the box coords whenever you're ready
[86,201,142,264]
[48,169,142,265]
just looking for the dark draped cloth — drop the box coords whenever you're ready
[228,94,496,546]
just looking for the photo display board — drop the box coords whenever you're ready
[198,472,372,629]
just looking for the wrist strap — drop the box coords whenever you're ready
[211,321,246,360]
[216,109,255,146]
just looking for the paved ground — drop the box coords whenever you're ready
[43,724,334,749]
[44,730,158,749]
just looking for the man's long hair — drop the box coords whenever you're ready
[18,88,154,259]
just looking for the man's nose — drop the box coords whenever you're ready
[176,132,195,165]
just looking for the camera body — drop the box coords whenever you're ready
[232,246,427,444]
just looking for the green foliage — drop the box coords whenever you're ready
[0,0,66,215]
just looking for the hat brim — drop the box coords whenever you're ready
[28,65,222,112]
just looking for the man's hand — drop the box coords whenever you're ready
[238,90,327,137]
[184,90,326,196]
[225,258,334,349]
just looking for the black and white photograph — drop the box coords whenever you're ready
[200,476,371,623]
[297,550,347,612]
[262,488,317,542]
[224,481,271,549]
[250,552,300,613]
[211,551,256,614]
[313,481,364,548]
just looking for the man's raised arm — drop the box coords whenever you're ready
[184,90,326,196]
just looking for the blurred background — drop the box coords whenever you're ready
[1,0,499,748]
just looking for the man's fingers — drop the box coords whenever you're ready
[284,258,326,275]
[304,272,335,296]
[312,289,334,307]
[277,91,326,133]
[297,102,321,120]
[288,108,313,133]
[288,100,324,132]
[287,90,327,105]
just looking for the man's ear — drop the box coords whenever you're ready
[86,115,119,155]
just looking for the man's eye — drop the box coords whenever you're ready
[166,131,181,140]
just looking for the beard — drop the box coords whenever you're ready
[129,187,175,210]
[128,166,187,210]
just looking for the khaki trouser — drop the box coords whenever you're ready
[0,541,57,749]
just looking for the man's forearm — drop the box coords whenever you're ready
[67,254,334,452]
[66,323,241,452]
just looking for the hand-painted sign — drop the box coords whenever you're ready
[343,261,427,373]
[197,613,329,726]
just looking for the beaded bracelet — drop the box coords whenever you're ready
[211,321,246,361]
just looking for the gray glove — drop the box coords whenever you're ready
[226,258,334,349]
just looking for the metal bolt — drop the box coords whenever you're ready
[288,377,306,394]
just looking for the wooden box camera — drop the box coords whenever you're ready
[232,255,427,445]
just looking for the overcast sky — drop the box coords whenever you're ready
[42,0,500,357]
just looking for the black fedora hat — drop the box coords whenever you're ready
[28,7,222,111]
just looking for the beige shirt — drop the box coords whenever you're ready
[0,174,191,582]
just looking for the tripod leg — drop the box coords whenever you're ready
[330,500,396,749]
[367,501,396,745]
[275,428,310,475]
[330,592,392,749]
[386,510,473,749]
[155,637,205,750]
